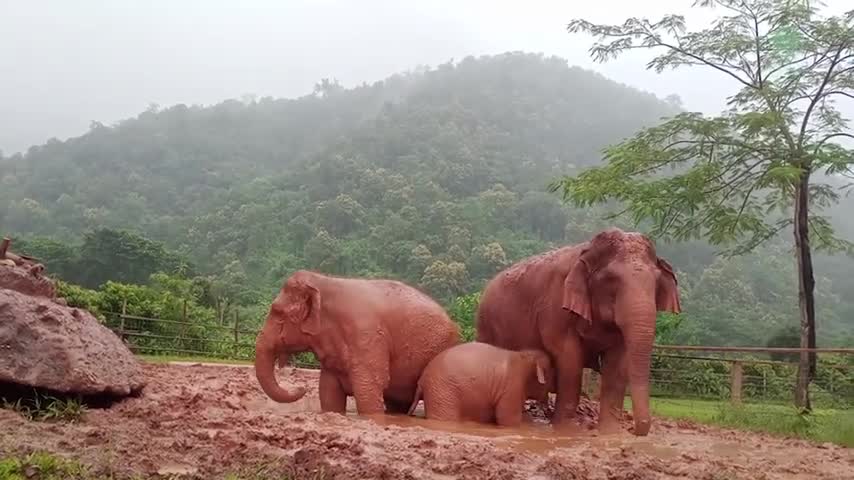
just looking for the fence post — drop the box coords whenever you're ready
[730,361,743,405]
[233,310,240,358]
[119,299,127,341]
[180,299,188,351]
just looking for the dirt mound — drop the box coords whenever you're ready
[0,263,56,299]
[3,362,851,480]
[0,240,145,397]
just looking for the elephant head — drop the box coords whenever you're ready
[561,228,680,435]
[518,349,555,405]
[254,270,325,403]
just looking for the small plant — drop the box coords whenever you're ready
[1,390,87,423]
[0,451,89,480]
[223,460,295,480]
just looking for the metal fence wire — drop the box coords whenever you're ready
[104,310,854,409]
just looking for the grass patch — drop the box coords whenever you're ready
[138,354,253,365]
[1,391,87,423]
[0,453,313,480]
[639,397,854,447]
[0,452,90,480]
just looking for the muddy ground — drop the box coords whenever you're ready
[2,362,852,479]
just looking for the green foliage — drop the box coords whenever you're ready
[447,292,481,341]
[0,452,90,480]
[54,280,105,321]
[646,398,854,447]
[650,354,854,408]
[1,392,87,423]
[15,229,191,290]
[558,2,854,246]
[1,51,853,349]
[766,325,801,363]
[557,2,854,407]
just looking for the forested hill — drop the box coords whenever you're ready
[1,52,852,347]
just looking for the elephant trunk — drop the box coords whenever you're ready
[618,295,656,436]
[254,330,306,403]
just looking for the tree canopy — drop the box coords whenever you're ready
[554,0,854,408]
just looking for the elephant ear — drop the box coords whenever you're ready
[655,257,681,314]
[561,253,592,325]
[292,279,323,335]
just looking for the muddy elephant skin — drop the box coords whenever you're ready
[407,342,554,426]
[475,228,681,436]
[254,270,462,416]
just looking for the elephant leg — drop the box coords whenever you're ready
[551,336,584,427]
[495,393,524,427]
[598,347,628,434]
[349,358,390,416]
[319,369,347,414]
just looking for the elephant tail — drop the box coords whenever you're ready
[407,383,423,416]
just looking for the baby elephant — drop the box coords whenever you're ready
[407,341,554,426]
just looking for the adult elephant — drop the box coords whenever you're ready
[475,228,681,436]
[255,270,461,415]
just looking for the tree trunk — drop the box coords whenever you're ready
[793,169,816,411]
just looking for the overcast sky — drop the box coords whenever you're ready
[0,0,850,155]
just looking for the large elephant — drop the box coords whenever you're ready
[407,341,554,426]
[475,228,681,436]
[254,270,462,415]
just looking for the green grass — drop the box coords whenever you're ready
[138,354,253,365]
[0,452,90,480]
[1,392,87,423]
[0,453,305,480]
[636,397,854,447]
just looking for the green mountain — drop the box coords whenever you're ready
[1,52,851,347]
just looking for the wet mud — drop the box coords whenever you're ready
[2,362,852,479]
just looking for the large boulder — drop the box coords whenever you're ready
[0,264,145,397]
[0,262,56,299]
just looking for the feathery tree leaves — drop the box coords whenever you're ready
[555,0,854,410]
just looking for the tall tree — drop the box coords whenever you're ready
[552,0,854,409]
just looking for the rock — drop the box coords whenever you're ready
[0,287,146,396]
[0,263,56,299]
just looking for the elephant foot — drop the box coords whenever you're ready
[630,419,651,436]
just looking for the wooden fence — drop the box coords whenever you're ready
[103,309,854,408]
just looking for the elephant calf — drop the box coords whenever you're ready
[407,342,554,427]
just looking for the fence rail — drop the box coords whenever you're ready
[103,310,854,410]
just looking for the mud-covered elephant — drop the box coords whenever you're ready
[254,270,462,415]
[407,342,554,426]
[475,228,681,436]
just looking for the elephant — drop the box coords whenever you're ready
[406,341,554,426]
[254,270,462,416]
[475,227,681,436]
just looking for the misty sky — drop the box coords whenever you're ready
[1,0,850,155]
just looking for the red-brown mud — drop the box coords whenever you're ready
[2,362,852,479]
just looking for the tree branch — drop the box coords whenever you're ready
[658,40,756,87]
[798,45,847,151]
[813,132,854,155]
